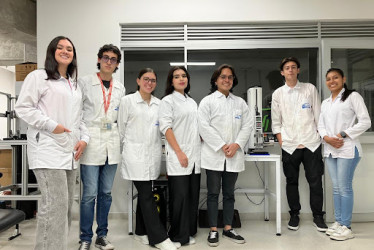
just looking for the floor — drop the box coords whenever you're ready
[0,218,373,250]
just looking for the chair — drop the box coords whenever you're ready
[0,172,26,240]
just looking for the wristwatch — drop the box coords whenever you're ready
[340,131,347,138]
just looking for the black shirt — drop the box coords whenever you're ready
[102,80,110,89]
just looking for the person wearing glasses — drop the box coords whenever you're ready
[118,68,178,250]
[198,64,252,247]
[318,68,371,241]
[271,57,327,232]
[158,66,201,247]
[78,44,125,250]
[15,36,89,250]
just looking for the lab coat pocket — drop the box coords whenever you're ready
[233,109,243,134]
[50,132,72,152]
[166,144,180,166]
[300,98,312,114]
[124,143,145,164]
[85,127,100,151]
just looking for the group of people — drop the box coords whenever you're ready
[272,57,371,241]
[14,36,370,250]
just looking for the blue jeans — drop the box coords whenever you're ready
[325,147,360,228]
[80,159,117,243]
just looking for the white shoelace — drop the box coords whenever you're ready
[81,242,90,250]
[228,229,239,236]
[209,231,218,239]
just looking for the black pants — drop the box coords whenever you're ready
[168,170,201,245]
[206,167,238,227]
[282,145,324,217]
[133,181,168,245]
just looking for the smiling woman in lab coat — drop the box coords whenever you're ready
[318,68,371,241]
[159,66,201,246]
[15,36,89,250]
[198,64,252,247]
[118,68,177,250]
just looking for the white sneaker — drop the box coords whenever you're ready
[155,238,177,250]
[134,235,149,245]
[188,236,196,245]
[330,225,355,241]
[172,241,181,248]
[326,222,341,236]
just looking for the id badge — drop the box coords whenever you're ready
[101,117,112,130]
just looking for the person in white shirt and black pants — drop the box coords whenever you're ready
[198,64,252,247]
[318,68,371,241]
[271,57,328,232]
[118,68,177,250]
[159,66,201,246]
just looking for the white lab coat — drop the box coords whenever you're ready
[271,81,321,154]
[159,91,201,176]
[118,91,162,181]
[78,74,125,165]
[318,89,371,158]
[15,69,89,170]
[198,91,252,172]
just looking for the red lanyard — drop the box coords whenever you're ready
[97,73,113,114]
[67,78,72,91]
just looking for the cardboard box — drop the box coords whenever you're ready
[0,168,12,187]
[15,62,37,81]
[0,149,12,169]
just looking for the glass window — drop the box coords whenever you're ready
[187,48,318,107]
[123,49,184,98]
[331,49,374,132]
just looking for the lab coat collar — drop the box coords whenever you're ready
[135,91,158,105]
[173,91,187,102]
[284,80,301,93]
[327,88,345,103]
[214,90,234,99]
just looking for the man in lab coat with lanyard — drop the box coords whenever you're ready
[78,44,126,250]
[271,57,328,233]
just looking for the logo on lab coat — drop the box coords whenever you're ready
[235,114,242,119]
[302,103,311,109]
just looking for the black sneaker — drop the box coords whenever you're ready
[207,230,219,247]
[78,241,91,250]
[222,229,246,244]
[313,215,328,232]
[95,236,114,250]
[288,214,300,231]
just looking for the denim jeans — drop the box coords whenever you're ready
[206,167,238,227]
[80,159,117,243]
[33,169,76,250]
[325,147,360,228]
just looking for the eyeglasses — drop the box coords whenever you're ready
[101,56,118,64]
[219,75,235,81]
[143,77,156,83]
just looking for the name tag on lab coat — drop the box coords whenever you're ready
[101,117,112,130]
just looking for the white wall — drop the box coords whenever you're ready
[0,67,15,140]
[38,0,374,219]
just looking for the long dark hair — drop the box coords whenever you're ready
[45,36,77,80]
[164,66,191,98]
[210,64,238,94]
[326,68,355,102]
[137,68,157,91]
